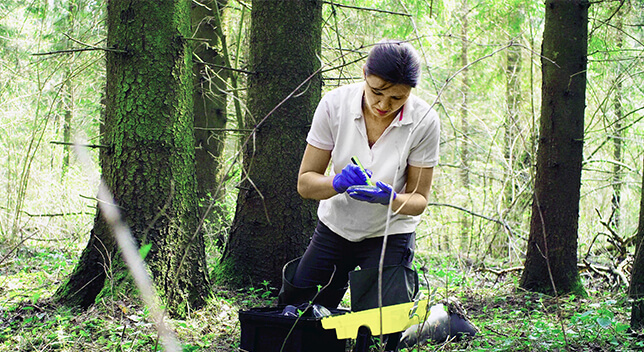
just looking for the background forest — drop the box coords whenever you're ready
[1,0,644,351]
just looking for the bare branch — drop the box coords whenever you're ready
[51,141,109,149]
[324,1,412,17]
[32,47,125,56]
[427,202,517,238]
[193,54,254,74]
[33,34,125,56]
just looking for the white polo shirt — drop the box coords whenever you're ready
[306,82,440,242]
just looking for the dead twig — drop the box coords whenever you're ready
[578,259,630,288]
[323,1,412,17]
[33,33,126,56]
[479,266,524,277]
[51,141,109,149]
[32,47,125,56]
[427,202,518,239]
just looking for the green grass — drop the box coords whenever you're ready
[0,239,639,352]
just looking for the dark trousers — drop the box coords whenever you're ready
[292,221,415,307]
[291,221,415,351]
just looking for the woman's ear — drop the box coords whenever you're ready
[362,65,367,79]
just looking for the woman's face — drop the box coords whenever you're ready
[363,74,412,121]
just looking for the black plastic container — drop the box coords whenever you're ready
[239,307,348,352]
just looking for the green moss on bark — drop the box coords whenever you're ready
[58,0,209,318]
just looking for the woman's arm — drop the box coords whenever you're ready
[390,166,434,216]
[297,144,337,200]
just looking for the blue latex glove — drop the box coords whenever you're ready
[332,164,372,193]
[347,181,396,205]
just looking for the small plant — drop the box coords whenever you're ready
[245,280,277,306]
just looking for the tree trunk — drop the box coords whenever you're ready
[55,0,209,317]
[61,33,73,178]
[191,0,229,226]
[458,0,470,253]
[519,0,589,297]
[610,15,624,232]
[215,0,322,289]
[629,155,644,329]
[501,6,523,260]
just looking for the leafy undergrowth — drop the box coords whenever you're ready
[0,243,641,351]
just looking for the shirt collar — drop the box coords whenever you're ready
[350,84,364,119]
[384,97,416,127]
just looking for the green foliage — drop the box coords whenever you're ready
[244,280,277,305]
[1,0,643,349]
[1,240,642,352]
[461,293,638,352]
[139,243,152,260]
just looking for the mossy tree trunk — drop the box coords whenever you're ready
[191,0,229,227]
[55,0,209,317]
[519,0,589,297]
[215,0,322,289]
[610,14,624,232]
[630,156,644,330]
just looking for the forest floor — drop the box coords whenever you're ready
[0,239,641,352]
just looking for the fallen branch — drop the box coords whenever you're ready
[579,259,630,287]
[478,260,630,286]
[478,266,523,276]
[21,211,94,218]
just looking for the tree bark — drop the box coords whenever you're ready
[629,155,644,329]
[458,0,470,253]
[215,0,322,289]
[519,0,589,296]
[55,0,209,317]
[191,0,229,226]
[500,5,524,260]
[610,14,624,232]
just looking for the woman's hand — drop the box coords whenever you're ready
[347,181,396,205]
[332,164,372,193]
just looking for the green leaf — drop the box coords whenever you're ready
[139,243,152,260]
[596,317,612,329]
[615,322,630,333]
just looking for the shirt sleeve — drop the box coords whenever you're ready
[306,92,335,151]
[408,108,440,168]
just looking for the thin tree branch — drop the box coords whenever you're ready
[194,127,254,132]
[21,211,94,217]
[183,37,211,42]
[63,33,104,49]
[323,1,412,17]
[0,232,39,268]
[33,33,126,56]
[427,202,517,239]
[321,54,368,73]
[195,57,254,75]
[32,47,125,56]
[51,141,109,149]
